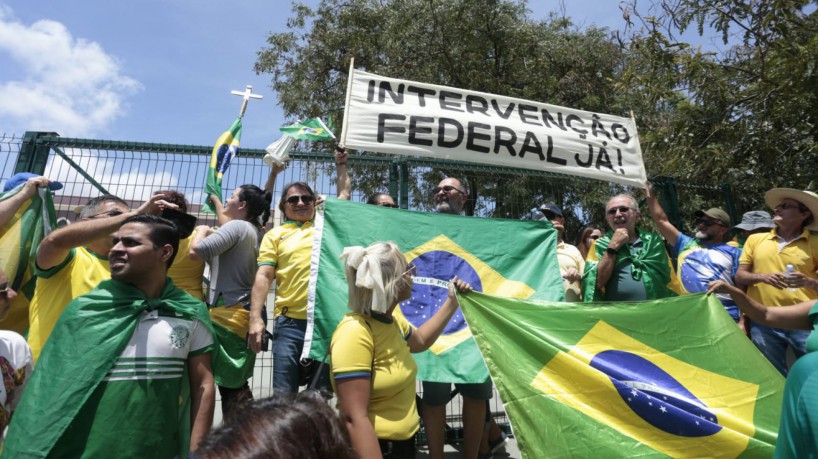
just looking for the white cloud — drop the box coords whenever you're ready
[0,7,141,137]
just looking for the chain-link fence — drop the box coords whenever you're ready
[2,131,748,443]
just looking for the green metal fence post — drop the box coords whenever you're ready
[653,176,683,231]
[399,158,409,209]
[16,132,57,174]
[721,183,738,227]
[389,160,399,203]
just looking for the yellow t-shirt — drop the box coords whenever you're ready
[168,233,205,301]
[330,312,418,441]
[739,228,818,307]
[257,221,313,319]
[28,247,111,362]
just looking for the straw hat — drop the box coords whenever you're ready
[765,188,818,231]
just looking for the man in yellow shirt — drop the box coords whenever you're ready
[736,188,818,376]
[28,193,170,362]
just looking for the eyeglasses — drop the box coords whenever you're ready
[379,202,399,208]
[588,235,601,240]
[84,209,125,219]
[696,219,725,227]
[607,206,633,215]
[543,212,559,220]
[402,263,416,277]
[285,195,316,205]
[776,202,806,212]
[433,185,466,195]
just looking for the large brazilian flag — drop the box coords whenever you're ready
[305,198,564,383]
[0,185,56,334]
[459,291,784,458]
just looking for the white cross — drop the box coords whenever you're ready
[231,85,263,118]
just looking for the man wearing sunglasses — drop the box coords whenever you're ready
[583,192,681,302]
[735,188,818,376]
[645,183,743,326]
[27,193,173,363]
[250,181,335,396]
[422,177,508,459]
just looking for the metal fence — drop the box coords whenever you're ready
[2,131,746,442]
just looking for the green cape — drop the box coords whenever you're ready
[582,229,682,302]
[3,278,215,458]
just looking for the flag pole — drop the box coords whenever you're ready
[630,109,648,190]
[340,57,355,146]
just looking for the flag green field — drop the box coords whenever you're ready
[306,198,564,383]
[202,117,241,214]
[0,186,56,334]
[460,291,784,458]
[280,117,335,140]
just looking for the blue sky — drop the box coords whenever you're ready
[0,0,722,150]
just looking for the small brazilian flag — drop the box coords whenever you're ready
[0,185,56,335]
[459,292,784,458]
[280,117,335,141]
[306,198,564,383]
[203,117,241,214]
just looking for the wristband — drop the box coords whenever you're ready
[606,247,619,256]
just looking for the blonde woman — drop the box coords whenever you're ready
[330,242,472,459]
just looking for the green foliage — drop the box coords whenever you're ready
[620,0,818,215]
[255,0,818,237]
[255,0,626,230]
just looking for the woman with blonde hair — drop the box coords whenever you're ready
[331,241,472,459]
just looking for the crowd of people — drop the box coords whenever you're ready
[0,145,817,458]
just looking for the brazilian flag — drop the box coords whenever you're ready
[0,185,56,334]
[280,117,335,141]
[202,117,241,214]
[306,198,564,383]
[459,291,784,458]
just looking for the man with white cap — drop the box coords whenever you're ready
[731,211,776,249]
[736,188,818,376]
[645,183,743,324]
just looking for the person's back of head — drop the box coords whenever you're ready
[196,391,355,459]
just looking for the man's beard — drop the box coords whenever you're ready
[695,230,714,241]
[436,201,458,215]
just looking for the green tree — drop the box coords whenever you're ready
[254,0,629,232]
[620,0,818,221]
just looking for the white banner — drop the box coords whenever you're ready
[342,69,647,188]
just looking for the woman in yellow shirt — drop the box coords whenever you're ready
[331,241,472,459]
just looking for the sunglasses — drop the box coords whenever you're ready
[696,219,724,227]
[285,195,315,205]
[379,202,399,208]
[607,206,633,215]
[433,185,466,195]
[84,209,125,219]
[543,211,559,220]
[776,202,806,212]
[403,263,417,277]
[588,235,601,240]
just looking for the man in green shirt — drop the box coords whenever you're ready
[4,214,216,458]
[583,193,682,301]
